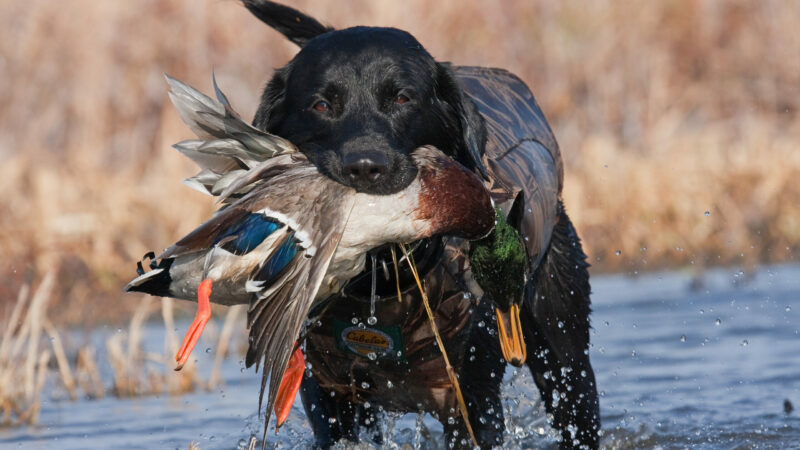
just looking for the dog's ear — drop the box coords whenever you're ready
[253,66,288,131]
[241,0,333,47]
[436,63,489,179]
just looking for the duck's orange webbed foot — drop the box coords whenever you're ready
[175,278,213,371]
[274,343,305,432]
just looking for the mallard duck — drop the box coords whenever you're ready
[124,76,495,432]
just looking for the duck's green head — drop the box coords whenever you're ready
[469,207,527,311]
[469,206,528,366]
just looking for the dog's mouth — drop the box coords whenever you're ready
[301,144,418,195]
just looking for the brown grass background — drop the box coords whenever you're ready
[1,0,798,324]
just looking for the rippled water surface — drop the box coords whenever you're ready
[2,265,799,449]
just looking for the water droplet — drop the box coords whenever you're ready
[715,318,721,326]
[786,306,792,312]
[615,250,621,256]
[361,381,370,389]
[699,309,704,315]
[367,352,377,361]
[237,439,247,449]
[704,211,710,217]
[477,321,485,328]
[680,334,686,342]
[350,317,358,325]
[205,347,212,353]
[741,339,749,347]
[386,380,394,388]
[367,316,377,325]
[557,321,564,329]
[447,417,455,424]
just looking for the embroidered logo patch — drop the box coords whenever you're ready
[333,319,405,361]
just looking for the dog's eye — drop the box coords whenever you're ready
[394,94,410,105]
[313,100,330,112]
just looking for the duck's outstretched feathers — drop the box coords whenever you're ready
[165,74,296,199]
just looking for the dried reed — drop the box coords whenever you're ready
[207,304,246,391]
[1,273,246,429]
[104,295,248,398]
[107,296,200,397]
[0,272,72,426]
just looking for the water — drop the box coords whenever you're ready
[1,264,798,449]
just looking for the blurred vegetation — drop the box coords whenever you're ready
[0,0,797,324]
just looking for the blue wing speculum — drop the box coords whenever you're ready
[216,213,282,255]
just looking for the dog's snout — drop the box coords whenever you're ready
[342,151,389,185]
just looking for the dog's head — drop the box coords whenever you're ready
[245,1,487,195]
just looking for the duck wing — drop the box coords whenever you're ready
[241,173,356,431]
[165,74,296,200]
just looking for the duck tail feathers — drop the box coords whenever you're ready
[124,256,174,298]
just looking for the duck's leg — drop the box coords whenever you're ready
[175,278,213,371]
[274,344,305,431]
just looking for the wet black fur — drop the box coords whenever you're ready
[241,2,599,448]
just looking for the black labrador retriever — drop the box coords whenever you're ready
[241,1,600,448]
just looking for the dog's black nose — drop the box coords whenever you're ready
[342,151,389,185]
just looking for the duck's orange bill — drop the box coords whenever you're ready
[495,304,527,367]
[175,278,213,371]
[274,344,305,432]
